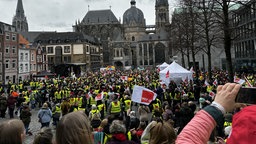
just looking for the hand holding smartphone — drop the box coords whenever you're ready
[236,87,256,104]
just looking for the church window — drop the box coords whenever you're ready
[86,46,89,53]
[132,36,135,41]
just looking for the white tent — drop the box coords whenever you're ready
[159,61,193,85]
[157,62,169,71]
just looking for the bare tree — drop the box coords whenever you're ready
[195,0,223,79]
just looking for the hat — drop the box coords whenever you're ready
[42,103,48,108]
[109,120,126,134]
[129,111,136,117]
[92,104,97,110]
[227,105,256,143]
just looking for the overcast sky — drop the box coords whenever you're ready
[0,0,178,32]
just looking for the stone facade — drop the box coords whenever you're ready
[74,0,171,69]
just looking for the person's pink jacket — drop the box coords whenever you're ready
[176,110,216,144]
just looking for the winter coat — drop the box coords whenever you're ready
[38,108,52,123]
[106,133,139,144]
[20,108,31,125]
[7,96,16,109]
[0,96,7,110]
[138,106,150,122]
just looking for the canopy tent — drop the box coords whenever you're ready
[159,61,193,85]
[157,62,170,71]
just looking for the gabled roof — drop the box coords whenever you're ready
[82,9,119,24]
[19,34,30,48]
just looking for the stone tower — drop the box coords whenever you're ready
[155,0,169,32]
[12,0,28,32]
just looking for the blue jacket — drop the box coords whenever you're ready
[38,108,52,123]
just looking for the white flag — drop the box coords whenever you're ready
[203,80,210,87]
[131,85,157,105]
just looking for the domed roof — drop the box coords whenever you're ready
[156,0,169,7]
[123,0,145,26]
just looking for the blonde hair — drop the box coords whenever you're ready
[149,121,176,144]
[56,111,93,144]
[0,119,25,144]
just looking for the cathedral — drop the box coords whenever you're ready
[12,0,28,32]
[73,0,171,69]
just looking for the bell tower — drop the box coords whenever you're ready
[12,0,29,32]
[155,0,169,32]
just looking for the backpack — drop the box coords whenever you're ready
[91,111,101,128]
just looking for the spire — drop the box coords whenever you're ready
[12,0,28,32]
[16,0,25,18]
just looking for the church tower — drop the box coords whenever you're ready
[155,0,169,32]
[12,0,28,32]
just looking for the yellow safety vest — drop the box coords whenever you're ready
[97,104,104,111]
[152,103,160,112]
[91,109,99,118]
[124,100,131,111]
[24,96,30,103]
[78,107,85,111]
[90,97,96,105]
[174,93,181,100]
[111,101,121,113]
[188,92,195,99]
[224,121,232,127]
[70,98,75,105]
[53,106,61,114]
[77,97,83,107]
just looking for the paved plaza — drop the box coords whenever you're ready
[0,108,55,144]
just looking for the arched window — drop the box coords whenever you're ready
[132,36,135,41]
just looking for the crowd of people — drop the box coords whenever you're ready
[0,69,255,144]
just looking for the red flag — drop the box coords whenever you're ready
[166,71,170,78]
[213,79,218,86]
[183,76,188,84]
[234,76,239,83]
[95,93,103,101]
[209,91,215,97]
[244,76,253,87]
[181,90,186,95]
[120,76,128,81]
[141,90,154,103]
[131,85,157,105]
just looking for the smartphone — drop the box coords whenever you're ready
[236,87,256,104]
